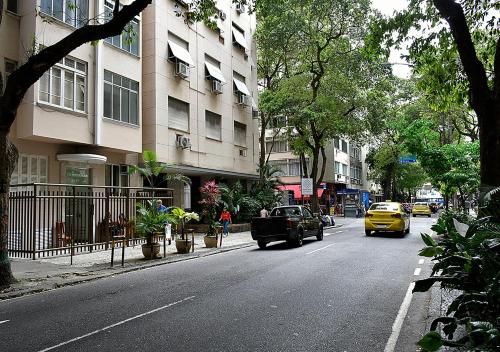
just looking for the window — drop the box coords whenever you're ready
[206,110,221,140]
[168,97,189,131]
[205,55,225,83]
[40,0,88,28]
[104,0,140,55]
[2,59,17,92]
[288,160,300,176]
[341,140,348,153]
[233,72,248,94]
[39,57,87,112]
[335,162,348,175]
[168,34,194,66]
[234,121,246,147]
[350,145,361,160]
[269,161,287,176]
[266,139,288,153]
[232,24,247,50]
[105,164,129,188]
[268,115,287,129]
[104,70,139,124]
[350,165,362,182]
[7,0,18,13]
[11,154,48,185]
[343,163,348,175]
[334,138,339,149]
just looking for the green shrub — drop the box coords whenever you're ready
[415,196,500,351]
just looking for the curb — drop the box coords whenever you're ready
[0,242,256,301]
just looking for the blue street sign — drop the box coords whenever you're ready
[399,155,417,163]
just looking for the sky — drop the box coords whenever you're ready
[371,0,412,78]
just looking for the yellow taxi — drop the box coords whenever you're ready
[364,202,410,236]
[412,202,432,217]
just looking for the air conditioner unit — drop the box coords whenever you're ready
[212,80,223,94]
[175,61,189,78]
[238,94,251,106]
[219,10,226,21]
[235,3,245,14]
[176,135,191,149]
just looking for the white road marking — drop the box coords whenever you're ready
[384,282,415,352]
[36,296,195,352]
[418,259,424,265]
[325,230,342,237]
[414,268,422,276]
[0,320,9,325]
[306,244,335,255]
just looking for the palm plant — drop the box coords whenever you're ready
[129,150,191,190]
[169,207,200,240]
[135,201,177,244]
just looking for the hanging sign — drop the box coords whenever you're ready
[301,178,313,196]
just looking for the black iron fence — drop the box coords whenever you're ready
[8,183,174,259]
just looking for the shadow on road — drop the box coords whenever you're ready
[365,232,410,239]
[251,239,318,251]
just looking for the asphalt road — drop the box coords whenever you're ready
[1,215,437,352]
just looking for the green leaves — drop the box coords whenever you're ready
[421,233,437,246]
[419,246,444,257]
[417,331,443,352]
[129,150,190,188]
[416,209,500,350]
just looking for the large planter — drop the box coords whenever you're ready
[141,243,161,259]
[204,235,218,248]
[175,239,192,253]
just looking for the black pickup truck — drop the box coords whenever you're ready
[251,205,324,249]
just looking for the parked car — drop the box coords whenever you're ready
[251,205,323,249]
[364,202,410,237]
[319,208,335,227]
[412,202,432,217]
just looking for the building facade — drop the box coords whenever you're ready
[1,0,259,209]
[265,120,376,213]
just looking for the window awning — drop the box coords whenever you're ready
[57,154,107,165]
[205,62,226,83]
[232,28,248,50]
[168,40,194,66]
[233,78,251,96]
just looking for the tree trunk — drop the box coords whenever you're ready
[259,113,267,181]
[432,0,500,188]
[0,133,18,288]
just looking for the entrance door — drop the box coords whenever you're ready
[64,166,93,243]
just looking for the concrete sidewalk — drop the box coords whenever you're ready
[1,231,255,300]
[1,221,347,301]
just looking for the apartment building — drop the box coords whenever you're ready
[265,118,375,211]
[141,0,259,209]
[1,0,259,208]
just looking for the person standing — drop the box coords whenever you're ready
[260,207,269,218]
[219,207,232,237]
[156,199,168,213]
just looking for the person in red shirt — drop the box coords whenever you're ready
[219,207,232,237]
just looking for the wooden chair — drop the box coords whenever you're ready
[54,221,71,247]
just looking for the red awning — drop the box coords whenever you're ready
[278,184,324,199]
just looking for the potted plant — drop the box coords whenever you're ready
[135,201,175,259]
[169,207,199,253]
[199,180,221,248]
